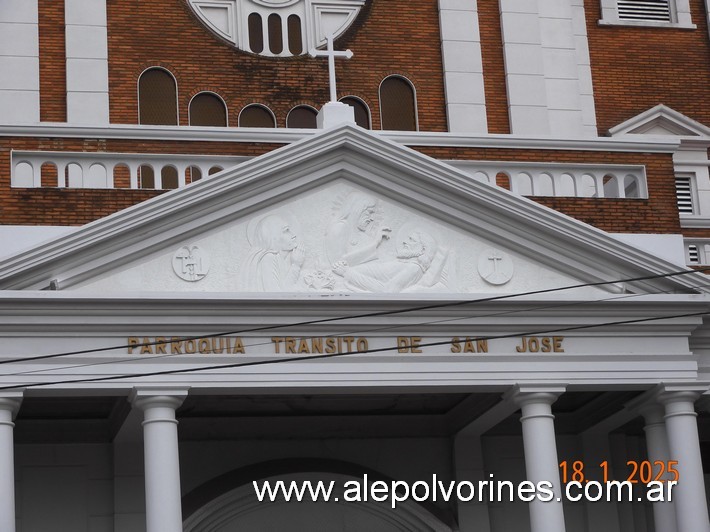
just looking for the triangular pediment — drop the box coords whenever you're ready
[0,124,704,295]
[609,105,710,138]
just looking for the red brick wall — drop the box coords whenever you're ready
[478,0,510,134]
[107,0,448,132]
[0,136,681,233]
[584,0,710,133]
[38,0,67,122]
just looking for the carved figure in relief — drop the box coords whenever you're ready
[332,229,439,292]
[241,214,305,291]
[325,192,391,266]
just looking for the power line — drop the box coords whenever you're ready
[5,280,702,380]
[1,307,707,392]
[1,265,707,368]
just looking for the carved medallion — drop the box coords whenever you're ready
[477,248,513,286]
[172,245,210,282]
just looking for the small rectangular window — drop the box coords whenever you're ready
[675,176,694,214]
[617,0,672,22]
[687,244,699,264]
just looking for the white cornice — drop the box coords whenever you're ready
[0,123,680,153]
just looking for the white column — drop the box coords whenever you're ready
[659,390,710,532]
[0,392,23,532]
[510,387,566,532]
[499,0,596,136]
[130,388,188,532]
[0,0,40,124]
[639,404,677,532]
[65,0,109,124]
[438,0,487,133]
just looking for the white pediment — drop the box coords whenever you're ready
[609,104,710,138]
[0,125,705,295]
[68,180,607,295]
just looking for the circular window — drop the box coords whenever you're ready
[188,0,365,57]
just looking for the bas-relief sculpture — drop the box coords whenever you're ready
[222,189,514,293]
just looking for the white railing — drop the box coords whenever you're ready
[11,151,250,189]
[447,161,648,199]
[11,151,648,200]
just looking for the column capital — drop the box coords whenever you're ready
[504,384,566,407]
[0,390,24,419]
[129,387,189,411]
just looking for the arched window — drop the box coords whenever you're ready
[239,104,276,127]
[287,15,303,55]
[340,96,371,129]
[189,92,227,127]
[138,68,178,125]
[268,14,283,55]
[248,13,264,54]
[286,105,317,129]
[379,76,417,131]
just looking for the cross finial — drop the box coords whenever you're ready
[309,34,353,103]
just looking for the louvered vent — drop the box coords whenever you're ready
[618,0,672,21]
[688,244,700,264]
[675,176,694,214]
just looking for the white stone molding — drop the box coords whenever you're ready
[0,392,22,532]
[438,0,487,134]
[598,0,695,28]
[0,0,40,124]
[609,104,710,138]
[657,386,710,532]
[507,385,567,532]
[187,0,365,58]
[0,122,683,152]
[499,0,597,137]
[130,388,189,532]
[65,0,109,125]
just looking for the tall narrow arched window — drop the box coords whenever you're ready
[268,14,283,55]
[138,68,178,125]
[248,13,264,53]
[239,104,276,127]
[379,76,417,131]
[286,105,317,128]
[189,92,228,126]
[340,96,371,129]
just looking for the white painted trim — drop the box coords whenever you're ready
[0,123,681,152]
[378,75,419,132]
[609,104,710,137]
[339,95,371,129]
[137,67,180,126]
[598,0,695,27]
[188,91,229,127]
[237,103,277,128]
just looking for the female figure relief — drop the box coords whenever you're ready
[241,214,305,291]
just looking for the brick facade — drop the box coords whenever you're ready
[107,0,448,131]
[3,0,710,244]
